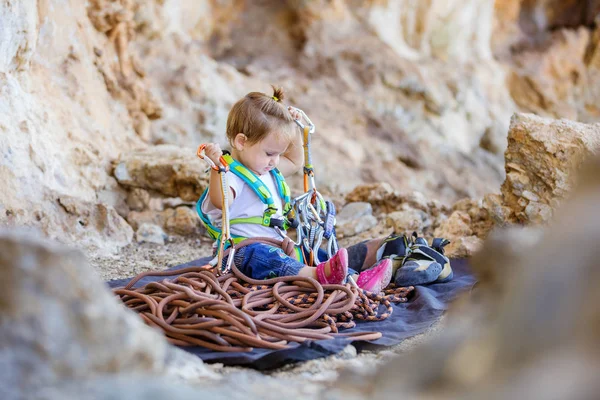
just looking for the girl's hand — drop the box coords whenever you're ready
[204,143,223,166]
[288,106,301,121]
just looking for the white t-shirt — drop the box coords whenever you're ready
[201,170,285,241]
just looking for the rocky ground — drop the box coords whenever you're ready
[89,235,213,281]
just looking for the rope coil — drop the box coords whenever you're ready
[114,261,414,352]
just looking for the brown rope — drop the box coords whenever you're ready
[114,258,414,352]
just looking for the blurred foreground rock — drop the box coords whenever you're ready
[337,155,600,399]
[0,230,217,400]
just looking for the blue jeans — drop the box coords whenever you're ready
[227,243,357,280]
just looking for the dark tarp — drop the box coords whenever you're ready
[107,258,475,370]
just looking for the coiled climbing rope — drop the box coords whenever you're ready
[114,255,414,352]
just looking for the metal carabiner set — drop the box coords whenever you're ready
[285,107,339,265]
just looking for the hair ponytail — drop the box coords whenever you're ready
[226,85,296,145]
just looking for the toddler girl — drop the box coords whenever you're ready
[200,86,393,291]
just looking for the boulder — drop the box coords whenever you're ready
[336,202,378,238]
[113,145,209,202]
[501,113,600,223]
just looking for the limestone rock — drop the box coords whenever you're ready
[492,0,523,55]
[165,206,203,236]
[336,202,377,238]
[136,223,167,245]
[496,1,600,124]
[481,193,512,226]
[507,28,593,121]
[0,0,144,252]
[345,183,396,212]
[128,206,203,236]
[519,0,600,32]
[385,209,431,235]
[345,184,446,215]
[87,0,164,140]
[444,236,483,258]
[127,209,166,232]
[291,0,515,154]
[126,187,151,211]
[449,196,500,239]
[1,195,135,252]
[114,145,209,202]
[501,113,600,223]
[0,230,167,397]
[0,1,37,73]
[434,210,473,239]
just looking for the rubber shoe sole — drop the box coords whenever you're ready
[394,260,442,287]
[356,259,393,293]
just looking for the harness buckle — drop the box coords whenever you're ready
[262,205,278,226]
[269,218,286,229]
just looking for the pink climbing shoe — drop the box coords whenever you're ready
[316,248,349,284]
[355,258,393,293]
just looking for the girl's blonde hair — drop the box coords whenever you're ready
[226,86,297,146]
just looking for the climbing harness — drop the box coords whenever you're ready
[196,155,296,251]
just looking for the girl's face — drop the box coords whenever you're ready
[233,131,289,175]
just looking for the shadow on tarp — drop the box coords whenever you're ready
[107,258,476,370]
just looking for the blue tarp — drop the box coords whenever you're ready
[107,258,475,370]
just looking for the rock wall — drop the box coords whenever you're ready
[2,0,600,252]
[495,0,600,122]
[0,0,145,251]
[175,0,515,193]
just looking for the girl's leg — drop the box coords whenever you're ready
[231,243,306,280]
[347,238,384,272]
[231,243,347,283]
[313,245,392,291]
[347,238,396,293]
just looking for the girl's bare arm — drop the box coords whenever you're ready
[277,127,304,177]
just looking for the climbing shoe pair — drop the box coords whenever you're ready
[377,232,453,287]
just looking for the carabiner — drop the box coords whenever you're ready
[196,144,229,172]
